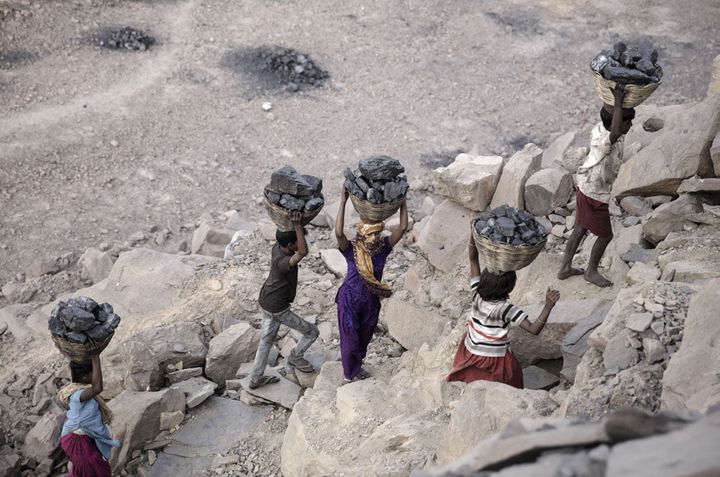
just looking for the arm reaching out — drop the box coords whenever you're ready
[519,288,560,335]
[335,187,350,252]
[288,212,308,268]
[388,199,408,247]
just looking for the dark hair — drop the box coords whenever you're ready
[70,361,92,383]
[476,270,517,301]
[276,228,307,247]
[600,106,636,130]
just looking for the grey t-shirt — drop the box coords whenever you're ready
[258,243,298,313]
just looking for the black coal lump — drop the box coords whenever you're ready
[495,217,516,237]
[366,188,383,204]
[343,167,356,182]
[48,314,67,337]
[359,155,405,181]
[68,296,98,314]
[60,306,96,332]
[304,197,324,212]
[345,179,364,198]
[384,180,408,202]
[356,177,370,194]
[65,332,88,344]
[270,165,314,196]
[302,174,323,194]
[265,187,281,205]
[279,194,305,211]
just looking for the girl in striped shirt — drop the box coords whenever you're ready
[447,231,560,388]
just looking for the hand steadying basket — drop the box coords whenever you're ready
[592,66,663,108]
[472,219,546,273]
[349,194,404,223]
[52,333,114,364]
[264,192,324,231]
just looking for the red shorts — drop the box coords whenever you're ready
[446,333,523,389]
[575,189,612,238]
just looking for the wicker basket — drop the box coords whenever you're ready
[349,195,404,223]
[472,220,546,273]
[264,194,324,232]
[591,66,663,108]
[52,333,114,363]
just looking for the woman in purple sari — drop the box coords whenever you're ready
[335,188,408,382]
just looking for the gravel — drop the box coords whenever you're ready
[94,26,155,51]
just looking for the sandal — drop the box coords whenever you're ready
[248,375,280,389]
[288,357,315,373]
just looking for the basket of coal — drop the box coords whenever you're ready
[344,155,409,222]
[264,165,325,231]
[591,42,663,108]
[49,297,121,363]
[472,205,548,273]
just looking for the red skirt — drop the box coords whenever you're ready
[446,334,523,389]
[575,189,612,238]
[60,434,112,477]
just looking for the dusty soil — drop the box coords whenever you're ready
[1,0,719,284]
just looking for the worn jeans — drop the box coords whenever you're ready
[251,307,319,380]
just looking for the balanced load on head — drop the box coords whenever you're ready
[49,296,121,362]
[591,41,663,108]
[344,155,409,222]
[473,205,548,273]
[264,165,325,230]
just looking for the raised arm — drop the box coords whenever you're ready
[519,288,559,335]
[79,354,103,402]
[335,188,350,252]
[288,212,308,268]
[388,199,408,247]
[609,84,625,144]
[468,227,481,278]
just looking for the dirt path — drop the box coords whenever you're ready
[1,0,718,283]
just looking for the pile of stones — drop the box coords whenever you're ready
[48,296,121,344]
[254,46,329,92]
[96,26,155,51]
[591,42,661,84]
[343,155,409,204]
[474,204,548,245]
[265,165,324,212]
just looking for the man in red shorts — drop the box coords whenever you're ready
[558,84,634,287]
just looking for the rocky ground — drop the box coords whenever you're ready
[2,1,720,476]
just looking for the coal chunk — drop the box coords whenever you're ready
[60,306,96,332]
[265,187,281,205]
[591,42,660,85]
[302,175,323,195]
[495,217,516,237]
[304,197,324,212]
[345,179,364,198]
[97,26,155,51]
[366,188,383,204]
[48,315,67,337]
[384,179,409,202]
[65,332,88,344]
[359,155,405,181]
[343,167,356,182]
[279,194,305,211]
[474,205,548,246]
[68,296,98,314]
[270,165,314,196]
[356,177,370,194]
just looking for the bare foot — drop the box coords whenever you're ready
[558,267,585,280]
[584,270,613,288]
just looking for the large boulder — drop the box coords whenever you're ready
[711,133,720,176]
[383,293,448,351]
[524,168,574,216]
[102,321,209,398]
[707,53,720,97]
[642,195,703,246]
[416,200,473,272]
[490,143,543,210]
[612,95,720,198]
[433,154,503,211]
[205,322,260,385]
[109,388,185,471]
[79,247,114,284]
[541,131,575,168]
[436,381,559,463]
[22,412,64,459]
[661,278,720,412]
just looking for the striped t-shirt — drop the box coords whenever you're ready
[464,276,529,357]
